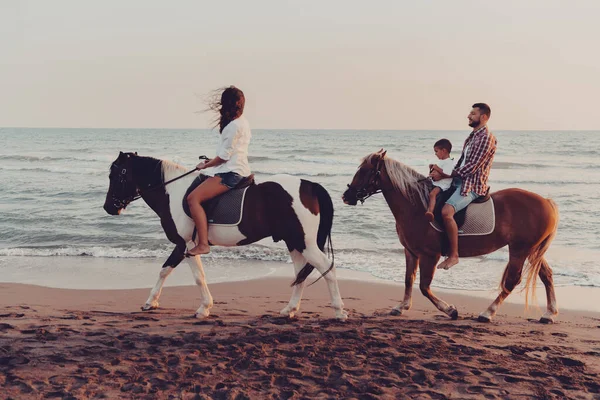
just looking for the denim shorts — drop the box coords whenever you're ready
[445,179,479,213]
[215,172,244,189]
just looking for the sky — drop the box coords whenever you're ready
[1,0,599,130]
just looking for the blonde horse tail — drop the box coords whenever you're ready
[523,199,559,308]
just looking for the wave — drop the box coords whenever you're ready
[0,154,112,163]
[0,165,104,175]
[247,156,274,162]
[0,244,292,262]
[493,179,588,185]
[292,156,357,166]
[492,161,549,169]
[252,170,342,178]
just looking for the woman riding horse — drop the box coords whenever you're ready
[187,86,252,256]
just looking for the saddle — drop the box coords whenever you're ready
[182,174,255,226]
[431,186,495,236]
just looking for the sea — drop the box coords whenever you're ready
[1,128,599,291]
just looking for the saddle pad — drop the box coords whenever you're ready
[430,198,495,236]
[183,176,248,226]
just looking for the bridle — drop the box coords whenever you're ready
[109,155,208,210]
[347,158,384,204]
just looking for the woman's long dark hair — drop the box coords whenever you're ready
[208,86,245,133]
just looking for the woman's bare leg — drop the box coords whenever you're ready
[186,176,229,255]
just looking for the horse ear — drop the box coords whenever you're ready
[381,150,387,159]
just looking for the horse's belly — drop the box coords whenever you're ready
[208,225,247,246]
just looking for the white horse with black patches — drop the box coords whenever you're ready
[103,152,347,320]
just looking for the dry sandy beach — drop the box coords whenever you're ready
[1,277,599,399]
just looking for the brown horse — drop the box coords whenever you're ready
[342,150,560,323]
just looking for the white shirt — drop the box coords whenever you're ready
[432,157,455,191]
[209,116,252,176]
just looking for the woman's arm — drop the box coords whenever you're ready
[196,156,226,170]
[196,122,240,170]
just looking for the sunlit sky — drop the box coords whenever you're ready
[1,1,599,130]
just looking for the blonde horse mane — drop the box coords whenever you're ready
[160,159,189,181]
[362,153,430,209]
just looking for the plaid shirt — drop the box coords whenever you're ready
[453,126,497,196]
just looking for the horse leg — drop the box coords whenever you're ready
[280,250,307,318]
[538,258,559,323]
[186,243,214,318]
[302,246,348,320]
[478,252,527,322]
[419,255,458,319]
[391,249,418,316]
[142,266,174,311]
[142,245,186,311]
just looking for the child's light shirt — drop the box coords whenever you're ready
[432,157,455,191]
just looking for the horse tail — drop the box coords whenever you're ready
[291,182,335,286]
[522,198,559,308]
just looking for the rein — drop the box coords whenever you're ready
[130,167,198,202]
[113,155,208,206]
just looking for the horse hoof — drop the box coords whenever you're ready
[449,308,459,320]
[390,308,403,316]
[280,310,296,318]
[335,310,349,320]
[195,308,210,319]
[477,315,491,323]
[280,307,297,318]
[141,303,157,311]
[539,316,554,324]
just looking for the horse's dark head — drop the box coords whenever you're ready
[342,149,387,205]
[104,152,139,215]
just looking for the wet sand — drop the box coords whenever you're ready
[1,278,599,399]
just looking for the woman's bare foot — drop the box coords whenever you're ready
[425,211,435,222]
[186,244,210,256]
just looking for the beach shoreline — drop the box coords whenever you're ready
[1,277,599,398]
[2,255,599,313]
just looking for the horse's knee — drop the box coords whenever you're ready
[419,282,430,296]
[503,275,521,293]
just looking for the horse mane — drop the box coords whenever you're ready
[160,159,189,181]
[363,153,430,209]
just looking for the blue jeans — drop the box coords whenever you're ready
[445,179,478,212]
[215,172,244,189]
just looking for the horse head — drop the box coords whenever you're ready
[342,149,387,205]
[104,151,140,215]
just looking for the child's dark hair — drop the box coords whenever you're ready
[434,138,452,153]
